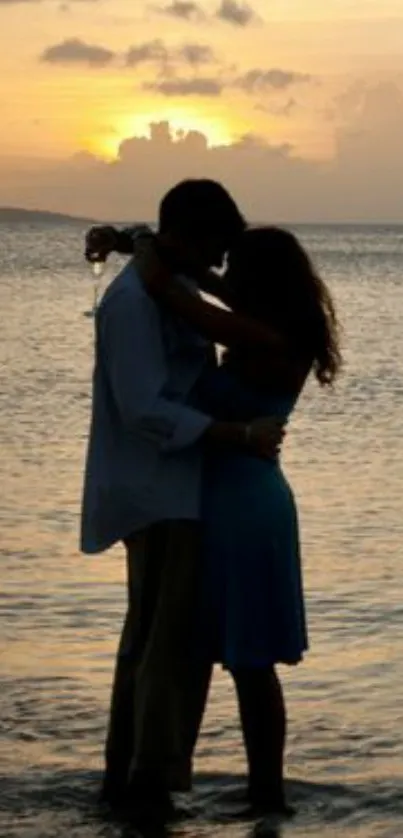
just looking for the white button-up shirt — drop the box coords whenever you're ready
[80,260,213,554]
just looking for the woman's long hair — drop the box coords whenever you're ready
[226,226,342,386]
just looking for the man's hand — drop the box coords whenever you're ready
[247,417,286,459]
[85,226,118,263]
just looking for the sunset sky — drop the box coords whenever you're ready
[1,0,403,221]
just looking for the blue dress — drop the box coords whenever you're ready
[198,363,308,670]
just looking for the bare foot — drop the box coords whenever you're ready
[247,792,296,818]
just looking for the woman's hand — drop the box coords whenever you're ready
[247,416,286,458]
[205,416,286,458]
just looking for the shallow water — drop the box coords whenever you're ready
[1,222,403,838]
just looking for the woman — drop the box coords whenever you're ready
[91,225,341,814]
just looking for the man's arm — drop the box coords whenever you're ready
[115,226,153,255]
[85,225,152,261]
[100,289,212,453]
[85,226,235,311]
[100,288,284,457]
[113,229,135,255]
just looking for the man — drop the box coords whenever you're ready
[81,179,283,826]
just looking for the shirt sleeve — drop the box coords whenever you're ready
[98,288,213,453]
[122,224,153,238]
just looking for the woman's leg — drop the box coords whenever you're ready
[230,665,292,814]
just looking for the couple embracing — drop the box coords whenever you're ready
[81,179,341,828]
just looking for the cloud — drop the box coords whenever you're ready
[127,44,311,100]
[3,82,403,223]
[275,98,298,116]
[38,35,312,103]
[256,98,298,117]
[154,1,203,19]
[144,78,223,96]
[127,41,220,97]
[216,0,255,26]
[336,82,403,162]
[142,65,312,100]
[178,43,217,66]
[125,40,215,69]
[125,39,217,77]
[126,40,169,67]
[153,0,256,25]
[236,69,312,92]
[41,38,115,66]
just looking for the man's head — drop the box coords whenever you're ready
[158,179,246,272]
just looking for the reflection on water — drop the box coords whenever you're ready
[1,222,403,838]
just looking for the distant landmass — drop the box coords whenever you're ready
[0,207,96,224]
[0,207,151,226]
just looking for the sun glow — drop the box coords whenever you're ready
[89,107,234,160]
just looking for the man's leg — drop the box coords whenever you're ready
[102,523,211,808]
[127,520,211,820]
[178,653,212,787]
[101,531,149,806]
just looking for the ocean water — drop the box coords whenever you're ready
[1,220,403,838]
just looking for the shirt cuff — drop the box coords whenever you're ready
[162,410,213,453]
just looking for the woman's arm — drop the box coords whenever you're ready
[134,239,286,353]
[197,270,236,308]
[157,280,285,351]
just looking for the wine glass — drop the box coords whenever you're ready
[84,249,105,318]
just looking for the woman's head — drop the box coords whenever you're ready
[226,226,342,386]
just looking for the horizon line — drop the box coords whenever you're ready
[1,206,403,227]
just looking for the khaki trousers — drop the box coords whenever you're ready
[105,520,212,791]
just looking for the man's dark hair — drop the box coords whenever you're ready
[158,179,246,241]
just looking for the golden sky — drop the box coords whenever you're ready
[1,0,403,220]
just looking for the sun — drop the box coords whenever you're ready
[89,107,234,160]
